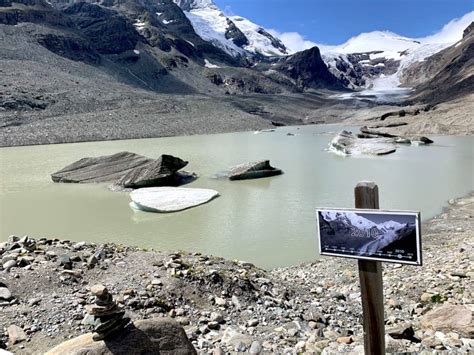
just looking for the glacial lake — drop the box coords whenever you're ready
[1,125,473,269]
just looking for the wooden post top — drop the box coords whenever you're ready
[355,181,379,209]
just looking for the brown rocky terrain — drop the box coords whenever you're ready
[1,193,472,354]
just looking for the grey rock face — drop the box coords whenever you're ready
[276,47,343,90]
[63,2,143,55]
[225,18,249,47]
[228,160,283,180]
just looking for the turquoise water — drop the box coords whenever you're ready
[1,125,473,269]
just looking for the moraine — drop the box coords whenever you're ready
[0,125,473,269]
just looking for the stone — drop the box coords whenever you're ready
[84,284,130,341]
[247,319,259,327]
[215,297,227,306]
[421,305,473,338]
[130,187,219,213]
[45,318,196,354]
[336,336,353,344]
[228,160,283,180]
[210,312,224,324]
[91,285,108,298]
[59,255,72,269]
[231,295,242,309]
[387,323,416,341]
[249,340,263,354]
[7,325,27,345]
[420,292,435,303]
[0,287,12,301]
[221,327,253,347]
[2,260,16,271]
[207,321,220,330]
[329,130,396,156]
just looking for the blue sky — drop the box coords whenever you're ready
[214,0,474,45]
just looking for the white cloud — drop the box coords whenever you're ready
[267,11,473,55]
[267,29,320,53]
[419,11,474,44]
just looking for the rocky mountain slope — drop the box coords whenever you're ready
[0,0,472,146]
[406,22,474,104]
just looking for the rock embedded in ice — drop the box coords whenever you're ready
[228,160,283,180]
[329,130,397,156]
[130,187,219,213]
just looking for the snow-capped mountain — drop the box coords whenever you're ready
[319,13,474,90]
[320,211,406,236]
[173,0,288,57]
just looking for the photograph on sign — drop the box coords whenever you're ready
[316,208,422,265]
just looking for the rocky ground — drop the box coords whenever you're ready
[1,193,473,354]
[344,94,474,136]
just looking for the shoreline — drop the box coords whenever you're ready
[1,192,472,353]
[1,94,473,148]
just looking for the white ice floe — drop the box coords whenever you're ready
[130,187,219,213]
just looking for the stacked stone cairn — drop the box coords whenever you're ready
[85,284,130,341]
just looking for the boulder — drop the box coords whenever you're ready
[228,160,283,180]
[130,187,219,213]
[51,152,195,188]
[7,325,27,345]
[45,318,196,355]
[116,155,189,188]
[421,305,473,338]
[329,130,396,156]
[51,152,153,183]
[0,287,12,301]
[387,323,417,341]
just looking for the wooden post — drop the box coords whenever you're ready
[355,181,385,355]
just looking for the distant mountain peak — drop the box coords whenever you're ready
[173,0,217,11]
[173,0,288,57]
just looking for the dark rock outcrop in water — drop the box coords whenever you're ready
[117,154,188,188]
[228,160,283,180]
[51,152,194,188]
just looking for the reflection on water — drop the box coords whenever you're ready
[0,125,473,269]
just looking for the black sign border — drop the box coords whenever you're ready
[316,208,422,266]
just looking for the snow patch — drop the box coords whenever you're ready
[134,20,147,30]
[204,59,220,68]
